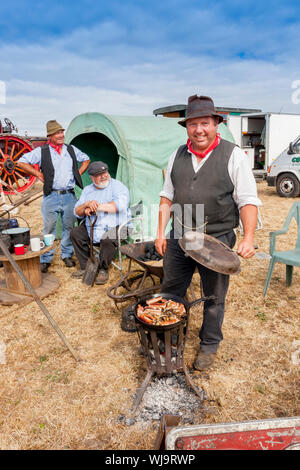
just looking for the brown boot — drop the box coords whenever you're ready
[95,268,109,285]
[193,351,216,371]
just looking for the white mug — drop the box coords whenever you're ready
[43,233,55,246]
[30,237,45,252]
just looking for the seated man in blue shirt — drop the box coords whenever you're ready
[70,161,131,285]
[18,120,90,273]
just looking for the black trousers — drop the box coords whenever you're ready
[161,230,236,353]
[70,224,120,270]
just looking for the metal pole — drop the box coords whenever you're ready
[0,239,81,362]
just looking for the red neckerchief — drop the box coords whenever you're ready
[48,140,63,155]
[187,133,221,159]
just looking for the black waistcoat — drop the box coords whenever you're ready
[171,139,239,237]
[40,144,83,196]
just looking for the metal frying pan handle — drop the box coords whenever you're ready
[201,237,258,255]
[188,295,217,308]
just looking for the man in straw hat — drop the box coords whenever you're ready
[155,95,262,371]
[18,120,90,273]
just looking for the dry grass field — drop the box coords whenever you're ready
[0,180,299,450]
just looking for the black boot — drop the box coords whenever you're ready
[41,263,51,273]
[63,258,76,268]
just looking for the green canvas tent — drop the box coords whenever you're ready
[65,112,235,238]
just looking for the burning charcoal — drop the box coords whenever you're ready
[154,250,162,260]
[136,244,162,263]
[134,372,205,425]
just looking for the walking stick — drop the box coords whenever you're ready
[0,239,81,362]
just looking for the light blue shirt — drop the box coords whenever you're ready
[74,179,131,243]
[18,144,90,190]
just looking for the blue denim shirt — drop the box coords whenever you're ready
[74,179,131,243]
[18,144,89,190]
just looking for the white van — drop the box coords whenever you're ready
[267,135,300,197]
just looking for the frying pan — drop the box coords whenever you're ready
[179,231,241,275]
[2,227,31,247]
[133,292,215,331]
[2,216,31,247]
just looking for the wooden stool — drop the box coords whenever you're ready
[0,245,53,293]
[0,244,60,306]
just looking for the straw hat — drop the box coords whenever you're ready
[46,120,65,137]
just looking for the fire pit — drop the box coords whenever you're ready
[131,293,214,413]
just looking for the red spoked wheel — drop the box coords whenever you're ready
[0,134,38,194]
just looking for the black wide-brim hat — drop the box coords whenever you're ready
[178,95,223,127]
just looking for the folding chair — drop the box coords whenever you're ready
[111,200,147,273]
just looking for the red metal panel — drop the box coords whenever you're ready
[165,417,300,450]
[28,137,48,149]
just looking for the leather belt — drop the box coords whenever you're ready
[52,189,75,195]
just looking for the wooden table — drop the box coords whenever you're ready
[0,244,60,306]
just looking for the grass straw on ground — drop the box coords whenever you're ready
[0,181,299,449]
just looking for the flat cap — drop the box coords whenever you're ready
[88,161,109,176]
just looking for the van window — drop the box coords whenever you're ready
[294,141,300,154]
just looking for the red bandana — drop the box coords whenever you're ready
[187,133,221,159]
[49,140,63,155]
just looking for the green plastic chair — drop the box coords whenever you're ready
[263,202,300,297]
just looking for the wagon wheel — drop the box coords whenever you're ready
[0,134,38,194]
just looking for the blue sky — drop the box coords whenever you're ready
[1,0,300,134]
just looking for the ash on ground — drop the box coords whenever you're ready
[126,372,206,425]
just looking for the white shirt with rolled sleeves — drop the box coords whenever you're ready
[18,144,90,190]
[74,178,131,243]
[160,145,262,209]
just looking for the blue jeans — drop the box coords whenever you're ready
[40,192,77,264]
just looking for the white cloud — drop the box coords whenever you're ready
[1,23,300,136]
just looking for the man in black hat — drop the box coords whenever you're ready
[155,95,261,370]
[18,120,90,272]
[70,161,131,285]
